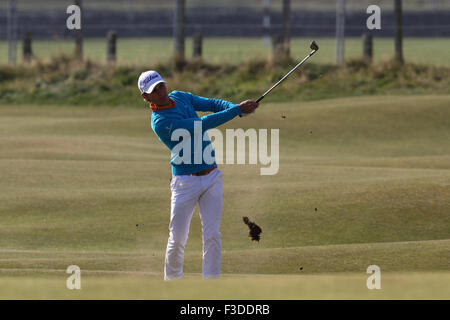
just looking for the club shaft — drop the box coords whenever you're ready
[256,50,317,103]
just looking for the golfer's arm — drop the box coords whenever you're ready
[156,106,242,139]
[190,93,238,113]
[199,105,242,129]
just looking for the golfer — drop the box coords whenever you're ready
[138,70,258,280]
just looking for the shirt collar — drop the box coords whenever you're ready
[150,98,176,111]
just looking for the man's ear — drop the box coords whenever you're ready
[141,93,149,102]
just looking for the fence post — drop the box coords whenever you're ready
[282,0,291,57]
[362,33,373,62]
[272,34,284,62]
[107,31,117,64]
[394,0,404,64]
[263,0,271,46]
[193,33,203,60]
[23,32,33,64]
[7,0,18,66]
[336,0,346,65]
[432,0,439,11]
[74,0,83,61]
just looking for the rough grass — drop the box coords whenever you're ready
[0,54,449,107]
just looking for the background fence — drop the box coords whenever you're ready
[1,0,450,66]
[1,0,450,40]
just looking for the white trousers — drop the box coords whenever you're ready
[164,169,223,280]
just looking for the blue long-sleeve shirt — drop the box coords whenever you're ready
[151,90,242,175]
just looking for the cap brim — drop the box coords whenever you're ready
[144,80,166,94]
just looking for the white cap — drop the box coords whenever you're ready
[138,70,165,94]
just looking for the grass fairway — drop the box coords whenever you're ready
[0,95,449,299]
[1,37,450,67]
[1,273,449,300]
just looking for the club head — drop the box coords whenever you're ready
[310,41,319,51]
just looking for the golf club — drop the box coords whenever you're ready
[256,41,319,103]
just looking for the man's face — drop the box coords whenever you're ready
[142,82,169,105]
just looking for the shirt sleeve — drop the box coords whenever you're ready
[188,92,239,113]
[154,105,242,140]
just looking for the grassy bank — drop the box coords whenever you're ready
[0,55,449,107]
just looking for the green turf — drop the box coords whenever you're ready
[0,272,449,299]
[0,95,449,298]
[1,37,449,67]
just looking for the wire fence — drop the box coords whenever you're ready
[2,0,450,66]
[2,0,449,39]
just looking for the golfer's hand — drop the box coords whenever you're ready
[239,100,259,114]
